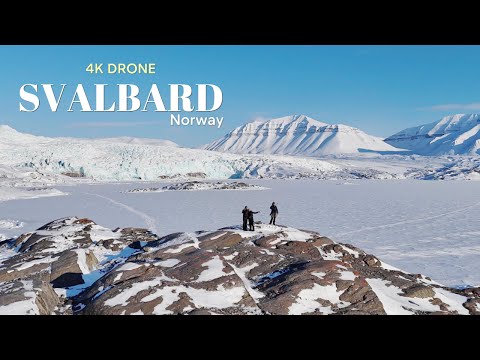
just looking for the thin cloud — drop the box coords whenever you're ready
[246,113,271,123]
[421,103,480,111]
[67,121,164,128]
[249,116,269,123]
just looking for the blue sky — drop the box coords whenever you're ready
[1,45,480,146]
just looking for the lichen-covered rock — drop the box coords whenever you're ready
[0,217,159,314]
[0,280,60,315]
[1,219,478,315]
[73,224,476,315]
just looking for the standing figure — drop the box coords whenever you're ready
[242,206,250,231]
[248,209,259,231]
[269,202,279,225]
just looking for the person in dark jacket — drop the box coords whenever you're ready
[269,202,278,225]
[248,209,259,231]
[242,206,249,231]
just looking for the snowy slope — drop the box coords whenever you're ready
[0,124,404,182]
[91,137,178,147]
[385,114,480,155]
[204,114,401,155]
[0,125,178,148]
[411,156,480,180]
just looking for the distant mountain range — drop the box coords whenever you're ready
[206,113,480,157]
[204,115,401,155]
[385,114,480,155]
[3,116,480,183]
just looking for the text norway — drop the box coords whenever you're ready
[171,114,223,128]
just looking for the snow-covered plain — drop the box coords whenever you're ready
[1,179,479,288]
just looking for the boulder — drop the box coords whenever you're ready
[403,285,435,299]
[50,251,84,288]
[0,279,60,315]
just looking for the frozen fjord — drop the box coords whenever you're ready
[1,179,480,288]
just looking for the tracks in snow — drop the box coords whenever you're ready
[82,192,159,234]
[337,200,480,236]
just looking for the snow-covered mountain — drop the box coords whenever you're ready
[385,114,480,156]
[204,115,401,155]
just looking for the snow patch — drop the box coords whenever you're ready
[196,256,232,282]
[228,262,264,301]
[164,242,195,254]
[73,249,91,274]
[13,255,57,271]
[0,280,39,315]
[317,247,342,261]
[89,225,121,242]
[312,272,326,279]
[154,259,180,268]
[210,232,227,240]
[339,271,356,281]
[223,252,239,260]
[116,262,143,271]
[105,279,161,307]
[433,287,469,315]
[140,283,246,314]
[288,283,350,315]
[366,278,440,315]
[0,219,24,229]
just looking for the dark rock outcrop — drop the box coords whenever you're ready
[0,217,158,314]
[0,280,60,315]
[125,181,266,193]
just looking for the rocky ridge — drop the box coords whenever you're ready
[0,217,478,315]
[124,181,267,193]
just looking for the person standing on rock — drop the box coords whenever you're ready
[269,202,279,225]
[242,206,250,231]
[248,209,259,231]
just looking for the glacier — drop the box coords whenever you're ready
[0,124,409,182]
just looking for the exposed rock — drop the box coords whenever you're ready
[61,172,85,178]
[364,254,381,267]
[0,219,478,315]
[463,299,480,315]
[185,172,207,178]
[0,280,60,315]
[0,216,158,314]
[458,286,480,297]
[124,181,267,193]
[51,250,85,288]
[403,285,435,299]
[73,224,478,315]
